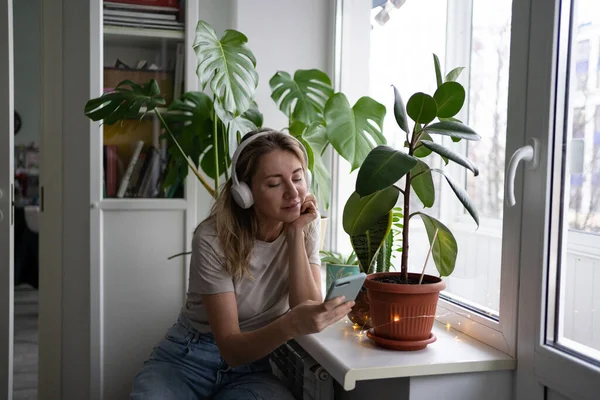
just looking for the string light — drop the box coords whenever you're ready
[346,309,503,340]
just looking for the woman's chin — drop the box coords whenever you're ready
[279,210,301,222]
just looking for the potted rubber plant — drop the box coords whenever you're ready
[342,54,480,350]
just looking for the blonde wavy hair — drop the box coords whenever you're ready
[206,128,312,281]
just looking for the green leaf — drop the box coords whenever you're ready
[288,120,307,138]
[433,82,465,118]
[431,168,479,227]
[84,79,166,125]
[269,69,334,125]
[376,229,394,273]
[350,212,393,274]
[406,93,437,125]
[193,20,258,120]
[342,187,399,236]
[445,67,465,82]
[420,140,479,176]
[414,132,433,158]
[162,91,214,182]
[433,54,443,88]
[302,121,329,154]
[411,160,434,208]
[392,85,410,134]
[424,121,481,141]
[413,213,457,277]
[227,101,262,158]
[347,251,358,265]
[355,145,417,196]
[303,122,331,210]
[324,93,387,171]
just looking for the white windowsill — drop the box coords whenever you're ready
[295,318,516,391]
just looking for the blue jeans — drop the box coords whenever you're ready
[130,315,295,400]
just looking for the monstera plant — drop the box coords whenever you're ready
[85,20,387,211]
[270,70,387,211]
[341,55,481,349]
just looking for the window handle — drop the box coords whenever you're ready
[505,138,539,207]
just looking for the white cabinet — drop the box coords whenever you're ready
[90,2,200,399]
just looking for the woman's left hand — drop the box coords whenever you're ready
[288,194,318,232]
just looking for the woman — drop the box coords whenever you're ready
[130,128,354,399]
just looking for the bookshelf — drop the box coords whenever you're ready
[101,0,186,200]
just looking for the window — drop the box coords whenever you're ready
[575,40,590,90]
[547,0,600,362]
[365,0,512,318]
[336,0,517,354]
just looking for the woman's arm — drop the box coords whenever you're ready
[203,291,352,367]
[287,228,322,307]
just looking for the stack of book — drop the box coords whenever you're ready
[103,0,184,31]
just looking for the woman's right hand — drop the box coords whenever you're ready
[285,296,355,337]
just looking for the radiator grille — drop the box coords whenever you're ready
[270,340,334,400]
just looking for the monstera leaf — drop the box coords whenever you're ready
[162,92,214,186]
[270,69,334,125]
[84,79,165,124]
[193,20,258,121]
[324,93,387,171]
[303,122,331,210]
[227,101,263,159]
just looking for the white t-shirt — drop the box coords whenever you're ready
[181,218,321,333]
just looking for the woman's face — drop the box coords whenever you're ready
[251,149,307,225]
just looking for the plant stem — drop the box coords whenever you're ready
[213,110,220,197]
[155,110,216,198]
[419,228,439,284]
[401,168,411,282]
[224,122,230,181]
[401,134,417,282]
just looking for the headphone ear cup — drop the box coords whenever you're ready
[305,169,312,190]
[231,182,254,209]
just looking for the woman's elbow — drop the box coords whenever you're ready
[215,341,243,368]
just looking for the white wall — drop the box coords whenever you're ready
[13,0,41,146]
[235,0,335,130]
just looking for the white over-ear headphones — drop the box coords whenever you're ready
[230,129,312,209]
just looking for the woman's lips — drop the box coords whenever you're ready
[282,202,300,210]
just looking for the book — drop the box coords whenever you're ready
[116,140,144,198]
[104,145,119,197]
[104,9,177,20]
[104,1,179,13]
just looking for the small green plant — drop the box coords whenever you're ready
[342,54,481,283]
[320,250,359,266]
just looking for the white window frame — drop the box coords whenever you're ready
[516,0,600,397]
[333,0,525,356]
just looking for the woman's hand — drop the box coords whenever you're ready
[284,296,355,337]
[288,194,319,232]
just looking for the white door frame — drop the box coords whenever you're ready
[0,0,14,399]
[38,0,63,398]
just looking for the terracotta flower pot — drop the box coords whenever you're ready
[364,272,445,351]
[347,285,372,329]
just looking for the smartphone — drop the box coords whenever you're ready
[324,273,367,302]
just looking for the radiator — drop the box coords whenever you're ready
[270,340,334,400]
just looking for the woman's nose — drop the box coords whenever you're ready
[284,181,299,198]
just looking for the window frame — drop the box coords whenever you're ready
[333,0,523,356]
